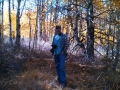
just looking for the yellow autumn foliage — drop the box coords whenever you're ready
[2,0,120,48]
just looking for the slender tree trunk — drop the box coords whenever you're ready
[86,0,94,58]
[0,0,4,69]
[0,24,1,44]
[112,25,115,59]
[74,0,79,41]
[1,0,3,42]
[15,0,21,49]
[39,0,43,39]
[1,0,4,40]
[35,0,40,41]
[12,0,14,10]
[34,3,39,48]
[28,16,32,54]
[106,13,111,58]
[42,0,46,41]
[49,2,53,41]
[106,1,112,58]
[8,0,13,45]
[0,1,2,43]
[46,10,49,41]
[0,0,2,46]
[54,0,58,24]
[112,9,120,71]
[38,0,41,40]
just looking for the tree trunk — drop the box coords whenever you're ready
[38,0,41,40]
[34,3,39,48]
[39,0,43,39]
[12,0,14,10]
[112,9,120,71]
[35,0,40,41]
[0,0,4,70]
[8,0,13,45]
[54,0,58,24]
[112,25,115,59]
[49,2,53,40]
[28,16,32,54]
[106,12,111,58]
[75,0,79,42]
[86,0,94,58]
[15,0,21,49]
[0,1,2,42]
[1,0,4,41]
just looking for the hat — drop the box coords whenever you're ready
[56,25,61,29]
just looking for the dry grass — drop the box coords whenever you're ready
[1,55,120,90]
[0,43,120,90]
[16,59,64,90]
[12,58,104,90]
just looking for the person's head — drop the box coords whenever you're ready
[55,25,61,34]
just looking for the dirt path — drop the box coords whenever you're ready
[15,58,105,90]
[0,45,107,90]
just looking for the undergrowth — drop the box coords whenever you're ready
[0,42,120,90]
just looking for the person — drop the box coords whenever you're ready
[50,25,69,88]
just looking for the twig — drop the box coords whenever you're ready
[117,85,120,90]
[97,72,104,80]
[41,62,58,78]
[94,49,104,57]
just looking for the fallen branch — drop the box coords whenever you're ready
[97,72,104,80]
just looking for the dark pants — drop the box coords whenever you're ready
[54,54,66,84]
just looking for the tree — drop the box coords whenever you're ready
[15,0,21,48]
[26,12,32,55]
[15,0,26,48]
[0,0,2,42]
[112,0,120,71]
[86,0,94,58]
[1,0,4,41]
[8,0,13,45]
[0,0,4,70]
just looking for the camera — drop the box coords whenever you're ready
[50,44,57,54]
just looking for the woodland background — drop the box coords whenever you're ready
[0,0,120,90]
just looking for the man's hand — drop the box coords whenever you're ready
[50,44,57,55]
[51,44,57,49]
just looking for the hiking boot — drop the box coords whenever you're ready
[55,79,60,85]
[60,83,67,89]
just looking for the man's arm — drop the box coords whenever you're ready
[65,35,69,51]
[62,35,69,55]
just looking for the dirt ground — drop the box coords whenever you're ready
[0,45,119,90]
[0,59,106,90]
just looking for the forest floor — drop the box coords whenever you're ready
[0,43,120,90]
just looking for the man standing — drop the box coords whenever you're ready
[50,25,69,88]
